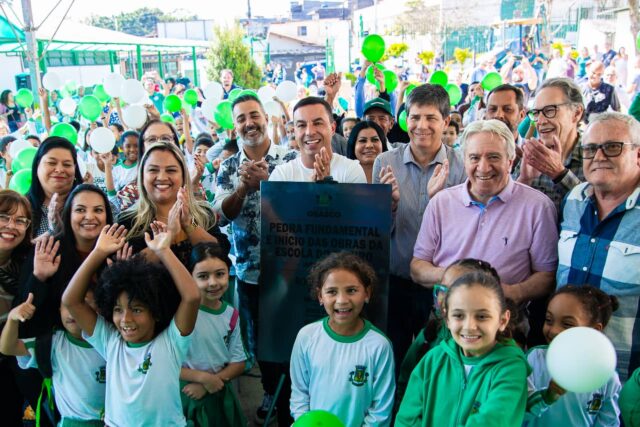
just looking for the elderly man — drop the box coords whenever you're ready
[581,61,620,122]
[518,78,586,212]
[212,93,297,425]
[270,97,366,183]
[363,98,398,150]
[411,120,558,342]
[372,84,466,365]
[557,112,640,381]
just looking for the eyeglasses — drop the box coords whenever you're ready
[581,142,637,159]
[144,136,174,145]
[527,102,572,121]
[0,213,31,230]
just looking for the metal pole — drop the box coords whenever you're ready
[191,46,198,87]
[136,45,143,79]
[109,50,115,72]
[157,51,164,79]
[21,0,41,92]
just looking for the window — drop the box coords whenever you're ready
[298,26,307,36]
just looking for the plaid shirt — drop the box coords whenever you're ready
[557,182,640,381]
[513,135,584,213]
[212,143,297,284]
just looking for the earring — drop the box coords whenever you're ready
[365,299,370,304]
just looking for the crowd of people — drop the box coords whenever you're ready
[0,38,638,427]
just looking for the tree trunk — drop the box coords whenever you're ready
[629,0,640,55]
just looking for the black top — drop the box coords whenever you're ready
[117,215,231,268]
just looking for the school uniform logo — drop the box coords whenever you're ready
[470,401,481,414]
[586,393,603,414]
[137,353,152,374]
[95,366,106,383]
[349,365,369,387]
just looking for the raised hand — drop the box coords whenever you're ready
[94,224,127,256]
[379,165,400,211]
[312,147,332,181]
[9,293,35,322]
[517,142,542,185]
[47,193,62,231]
[182,383,207,400]
[145,221,172,253]
[33,235,61,282]
[522,136,565,179]
[427,159,450,199]
[176,188,192,230]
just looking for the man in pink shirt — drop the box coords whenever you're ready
[411,120,558,324]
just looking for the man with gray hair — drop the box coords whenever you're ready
[411,119,558,311]
[518,77,586,212]
[557,112,640,381]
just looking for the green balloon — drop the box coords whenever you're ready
[183,89,198,106]
[164,94,182,113]
[93,84,110,102]
[294,410,344,427]
[228,88,242,102]
[404,83,417,100]
[481,72,503,91]
[214,100,234,130]
[12,147,37,173]
[366,64,386,86]
[78,95,102,122]
[238,89,259,100]
[399,110,408,132]
[338,97,349,111]
[15,89,34,108]
[445,83,462,106]
[160,113,175,124]
[383,69,398,92]
[50,122,78,145]
[361,34,386,63]
[429,70,448,87]
[8,169,32,195]
[637,32,640,52]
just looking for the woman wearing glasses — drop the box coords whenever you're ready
[118,142,229,267]
[0,190,33,425]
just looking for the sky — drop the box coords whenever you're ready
[11,0,292,25]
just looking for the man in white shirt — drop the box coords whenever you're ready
[270,97,366,183]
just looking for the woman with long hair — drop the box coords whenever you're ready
[0,90,23,132]
[118,142,229,266]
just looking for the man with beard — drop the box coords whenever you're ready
[212,94,297,425]
[517,78,586,213]
[221,69,241,99]
[485,84,526,146]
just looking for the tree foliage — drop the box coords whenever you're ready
[206,24,262,89]
[418,50,435,66]
[391,0,440,37]
[86,8,197,37]
[387,43,410,58]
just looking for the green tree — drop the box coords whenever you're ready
[206,24,262,89]
[86,8,197,37]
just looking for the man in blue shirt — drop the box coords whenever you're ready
[557,112,640,381]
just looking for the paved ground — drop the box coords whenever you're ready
[237,365,280,426]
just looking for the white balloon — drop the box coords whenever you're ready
[77,155,87,178]
[120,79,145,104]
[546,327,617,393]
[89,127,116,154]
[203,82,223,101]
[122,105,148,129]
[59,97,77,116]
[200,98,219,122]
[257,85,276,104]
[42,72,62,91]
[275,80,298,102]
[103,73,125,98]
[8,139,32,159]
[263,101,282,118]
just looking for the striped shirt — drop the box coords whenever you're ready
[372,143,466,279]
[557,182,640,381]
